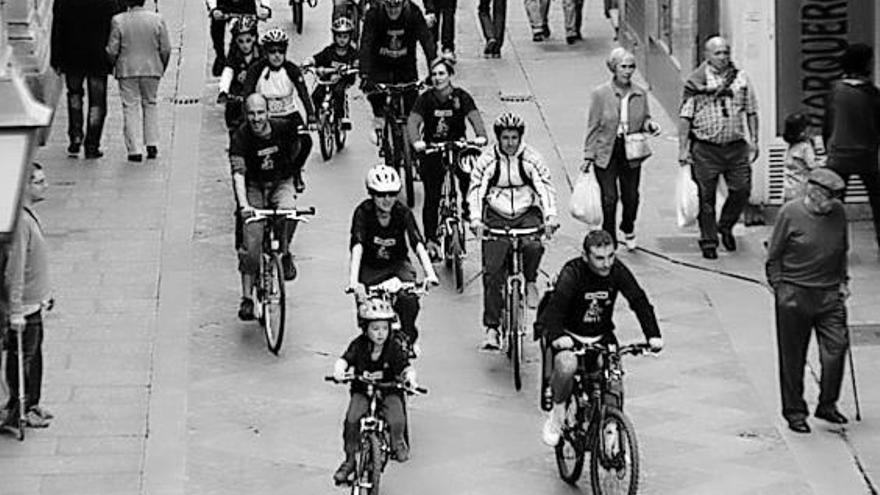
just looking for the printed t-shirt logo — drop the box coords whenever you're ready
[373,236,397,260]
[258,145,279,171]
[363,370,385,380]
[582,291,609,324]
[379,29,407,58]
[434,109,452,139]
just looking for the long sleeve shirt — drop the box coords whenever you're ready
[467,143,557,222]
[2,207,51,321]
[765,199,848,289]
[537,257,660,342]
[358,2,436,83]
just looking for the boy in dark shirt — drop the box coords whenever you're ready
[306,17,359,131]
[331,298,417,484]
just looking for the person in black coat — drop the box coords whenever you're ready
[51,0,123,159]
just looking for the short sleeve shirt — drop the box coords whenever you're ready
[350,199,424,269]
[342,334,410,394]
[680,66,758,144]
[313,44,358,68]
[411,87,477,142]
[229,119,297,183]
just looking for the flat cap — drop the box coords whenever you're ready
[807,168,845,192]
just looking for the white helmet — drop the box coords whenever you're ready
[365,164,402,194]
[358,297,396,324]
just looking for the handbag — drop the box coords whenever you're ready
[620,93,652,161]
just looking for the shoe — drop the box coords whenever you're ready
[815,407,848,424]
[24,410,49,428]
[574,32,583,40]
[526,282,539,309]
[29,405,53,420]
[441,48,456,61]
[0,422,21,437]
[623,233,637,251]
[333,457,356,485]
[238,297,255,321]
[426,240,442,262]
[566,35,578,45]
[491,48,501,59]
[341,118,352,131]
[67,142,81,157]
[293,172,306,193]
[84,149,104,159]
[719,228,737,251]
[128,154,143,163]
[393,442,409,463]
[146,146,158,159]
[701,246,718,259]
[532,33,545,42]
[212,56,225,77]
[787,418,811,434]
[282,254,297,281]
[484,38,497,56]
[542,26,550,37]
[542,410,562,447]
[480,327,501,351]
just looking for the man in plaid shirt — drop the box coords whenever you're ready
[678,36,759,259]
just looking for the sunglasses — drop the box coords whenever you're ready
[373,191,397,198]
[266,47,286,54]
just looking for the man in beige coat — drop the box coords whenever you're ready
[106,0,171,162]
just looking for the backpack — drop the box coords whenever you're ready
[488,148,535,191]
[532,277,556,342]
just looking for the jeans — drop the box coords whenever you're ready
[562,0,584,36]
[359,261,420,344]
[65,72,108,152]
[478,0,506,46]
[691,139,751,249]
[549,333,622,408]
[118,76,161,155]
[4,312,44,419]
[524,0,549,33]
[595,137,641,244]
[238,179,298,274]
[420,151,470,243]
[429,5,457,52]
[775,283,848,421]
[343,392,406,456]
[481,207,544,328]
[827,152,880,249]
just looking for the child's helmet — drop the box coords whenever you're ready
[332,17,355,34]
[358,298,396,327]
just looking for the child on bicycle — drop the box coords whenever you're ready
[217,16,263,140]
[304,17,359,131]
[331,298,417,484]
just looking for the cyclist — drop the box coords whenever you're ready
[348,165,439,355]
[408,55,487,260]
[304,17,359,132]
[359,0,437,142]
[243,27,316,193]
[331,297,417,484]
[206,0,270,76]
[230,93,303,320]
[535,229,663,447]
[217,16,263,140]
[467,112,558,350]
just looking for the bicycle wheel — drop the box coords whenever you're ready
[318,111,334,160]
[510,279,522,390]
[452,226,464,293]
[589,407,639,495]
[398,125,416,207]
[291,0,303,34]
[368,432,383,495]
[262,253,286,355]
[352,436,373,495]
[555,398,586,484]
[381,119,395,168]
[335,96,349,150]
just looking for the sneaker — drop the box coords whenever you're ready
[146,146,158,160]
[623,233,637,251]
[542,26,551,37]
[333,457,355,485]
[392,441,410,462]
[24,410,49,428]
[480,327,501,351]
[67,142,81,157]
[282,254,297,281]
[0,421,21,437]
[29,405,53,420]
[411,342,422,359]
[341,118,352,131]
[128,154,143,163]
[532,32,545,42]
[566,35,578,45]
[526,282,539,309]
[441,48,456,62]
[84,149,104,159]
[483,38,497,56]
[426,240,442,262]
[542,411,562,447]
[238,297,255,321]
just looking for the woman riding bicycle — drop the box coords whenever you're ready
[217,16,263,140]
[304,17,359,131]
[408,55,487,260]
[243,27,316,192]
[348,165,439,355]
[467,112,559,351]
[330,297,417,484]
[206,0,270,76]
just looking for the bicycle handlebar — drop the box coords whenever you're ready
[345,279,430,298]
[483,225,546,240]
[243,206,316,224]
[372,81,424,94]
[569,341,659,357]
[324,375,428,395]
[212,8,272,21]
[422,139,485,155]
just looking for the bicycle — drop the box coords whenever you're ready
[325,374,428,495]
[482,225,547,390]
[290,0,317,34]
[422,139,483,292]
[550,338,656,494]
[348,278,429,359]
[304,64,359,161]
[371,81,423,208]
[243,206,316,354]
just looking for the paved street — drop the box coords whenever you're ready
[1,0,879,493]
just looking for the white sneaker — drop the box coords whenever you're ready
[480,327,501,351]
[411,342,422,359]
[542,413,562,447]
[623,233,637,251]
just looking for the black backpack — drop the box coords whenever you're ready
[488,148,535,191]
[532,277,556,342]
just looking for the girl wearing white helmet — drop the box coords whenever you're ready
[348,164,439,350]
[330,296,417,483]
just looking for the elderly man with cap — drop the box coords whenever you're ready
[766,168,850,434]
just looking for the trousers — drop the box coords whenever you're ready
[691,139,751,249]
[238,179,298,274]
[4,312,44,417]
[828,152,880,249]
[118,76,161,155]
[524,0,549,33]
[562,0,583,36]
[65,72,108,152]
[477,0,506,46]
[594,137,641,244]
[343,392,406,456]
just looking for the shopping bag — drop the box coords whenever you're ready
[676,164,699,228]
[569,168,603,229]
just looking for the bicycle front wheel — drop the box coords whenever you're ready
[394,124,416,207]
[335,97,349,150]
[319,111,334,160]
[291,0,304,33]
[452,226,464,293]
[555,398,585,484]
[262,253,286,355]
[510,279,522,390]
[589,407,639,495]
[368,432,383,495]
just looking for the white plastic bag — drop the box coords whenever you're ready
[570,168,603,229]
[676,164,699,228]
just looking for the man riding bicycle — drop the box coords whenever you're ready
[230,94,304,320]
[359,0,437,142]
[304,17,359,131]
[243,28,316,193]
[408,55,487,260]
[535,229,663,447]
[467,112,558,351]
[206,0,270,76]
[348,165,439,355]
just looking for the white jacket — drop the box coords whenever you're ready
[468,143,557,221]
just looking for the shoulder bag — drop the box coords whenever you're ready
[620,93,652,161]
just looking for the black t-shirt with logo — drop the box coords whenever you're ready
[313,44,358,68]
[229,118,297,183]
[342,334,410,394]
[350,199,424,269]
[411,87,477,142]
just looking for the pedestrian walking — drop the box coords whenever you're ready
[425,0,457,59]
[0,163,54,437]
[822,42,880,254]
[106,0,172,163]
[477,0,505,57]
[562,0,583,44]
[678,36,759,260]
[782,112,823,202]
[524,0,550,42]
[50,0,123,159]
[582,47,661,249]
[766,168,851,434]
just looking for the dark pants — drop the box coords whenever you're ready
[4,312,44,418]
[594,137,641,244]
[775,283,848,421]
[211,18,227,58]
[420,151,470,243]
[691,139,751,249]
[366,87,419,119]
[429,5,457,52]
[478,0,506,47]
[828,152,880,249]
[65,72,108,152]
[224,99,245,139]
[282,112,313,173]
[481,207,544,328]
[343,392,406,456]
[359,261,420,344]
